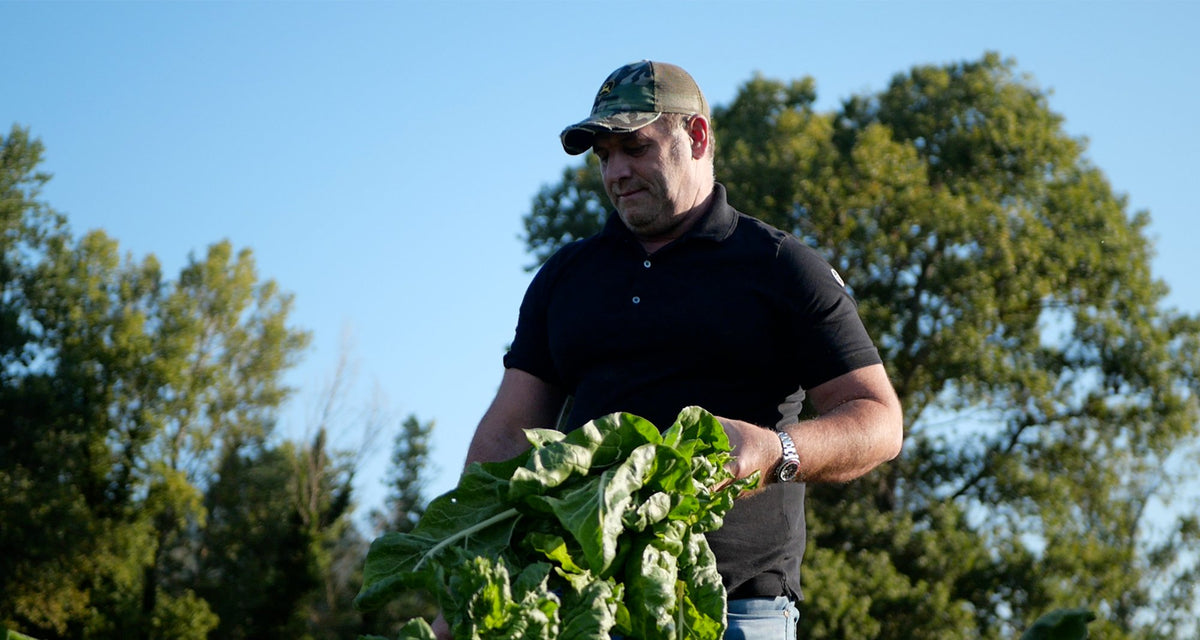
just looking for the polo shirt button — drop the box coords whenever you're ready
[632,296,641,304]
[643,260,652,268]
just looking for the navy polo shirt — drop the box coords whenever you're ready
[504,183,881,600]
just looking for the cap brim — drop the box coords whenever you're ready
[559,111,661,155]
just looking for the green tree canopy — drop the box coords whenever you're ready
[520,53,1200,639]
[357,415,439,637]
[0,124,337,640]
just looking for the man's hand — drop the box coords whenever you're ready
[717,417,782,485]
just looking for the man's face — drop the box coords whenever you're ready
[592,117,700,242]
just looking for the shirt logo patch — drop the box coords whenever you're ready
[831,268,846,288]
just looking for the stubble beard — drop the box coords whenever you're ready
[612,181,682,241]
[607,128,697,244]
[619,202,668,238]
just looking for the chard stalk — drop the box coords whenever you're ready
[415,507,521,571]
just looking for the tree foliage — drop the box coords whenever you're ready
[0,124,374,640]
[520,53,1200,638]
[374,415,435,536]
[192,433,354,640]
[360,415,440,636]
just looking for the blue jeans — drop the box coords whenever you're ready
[610,597,798,639]
[724,597,799,640]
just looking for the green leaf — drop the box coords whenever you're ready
[355,532,443,611]
[623,491,673,531]
[676,531,727,638]
[356,479,521,611]
[525,532,586,574]
[359,408,740,640]
[529,442,658,573]
[367,617,436,640]
[509,412,660,500]
[663,406,733,458]
[450,557,561,640]
[558,579,620,640]
[641,445,693,496]
[625,521,687,640]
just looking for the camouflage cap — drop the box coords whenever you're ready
[560,60,710,155]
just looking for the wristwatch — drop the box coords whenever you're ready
[775,430,802,483]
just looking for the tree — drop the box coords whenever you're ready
[191,432,353,640]
[0,125,313,639]
[520,53,1200,638]
[373,415,435,535]
[359,414,439,637]
[0,125,164,638]
[0,126,62,371]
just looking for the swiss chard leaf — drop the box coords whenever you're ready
[623,490,673,531]
[625,521,687,640]
[558,579,620,640]
[528,442,658,573]
[357,406,754,640]
[354,475,521,612]
[509,412,661,500]
[677,530,727,637]
[451,557,561,640]
[355,533,442,611]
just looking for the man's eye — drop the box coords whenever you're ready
[625,145,648,156]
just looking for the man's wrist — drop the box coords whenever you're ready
[774,429,802,483]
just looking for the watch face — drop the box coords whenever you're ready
[777,461,801,483]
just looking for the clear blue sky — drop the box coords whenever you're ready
[3,1,1197,517]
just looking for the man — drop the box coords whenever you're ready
[460,60,902,639]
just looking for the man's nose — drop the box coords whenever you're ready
[603,152,632,181]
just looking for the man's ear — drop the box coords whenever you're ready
[687,115,710,159]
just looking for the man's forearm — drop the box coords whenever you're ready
[464,423,532,469]
[462,368,565,470]
[723,364,903,485]
[783,396,902,483]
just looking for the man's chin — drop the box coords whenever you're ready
[618,209,657,232]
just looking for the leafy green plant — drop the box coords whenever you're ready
[354,407,757,640]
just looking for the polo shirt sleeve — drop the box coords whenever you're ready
[776,235,882,390]
[502,247,570,387]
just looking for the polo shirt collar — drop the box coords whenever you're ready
[599,182,738,245]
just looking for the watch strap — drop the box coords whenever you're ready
[775,430,802,482]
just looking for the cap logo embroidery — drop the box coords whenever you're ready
[598,81,614,97]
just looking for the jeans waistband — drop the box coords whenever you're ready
[728,596,794,614]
